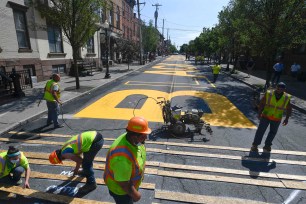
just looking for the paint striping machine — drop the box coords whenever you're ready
[156,97,213,141]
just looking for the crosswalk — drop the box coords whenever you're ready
[0,131,306,203]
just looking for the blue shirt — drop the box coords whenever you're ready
[273,63,284,72]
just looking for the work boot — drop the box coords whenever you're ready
[12,179,22,186]
[250,145,258,152]
[263,146,271,153]
[78,182,97,194]
[54,124,64,129]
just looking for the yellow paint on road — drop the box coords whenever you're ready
[74,90,255,128]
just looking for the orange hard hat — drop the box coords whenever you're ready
[49,150,62,164]
[126,116,152,134]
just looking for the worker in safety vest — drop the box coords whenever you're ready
[211,63,221,83]
[44,73,63,128]
[251,82,292,153]
[104,116,151,204]
[0,146,31,188]
[49,131,104,194]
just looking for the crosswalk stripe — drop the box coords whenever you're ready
[6,151,306,182]
[17,154,306,190]
[9,131,306,156]
[27,171,155,190]
[0,184,112,204]
[147,148,306,166]
[1,137,306,167]
[155,190,270,204]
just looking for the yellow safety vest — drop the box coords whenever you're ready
[212,65,221,74]
[61,131,97,154]
[262,91,291,121]
[104,133,146,195]
[44,79,60,102]
[0,151,29,178]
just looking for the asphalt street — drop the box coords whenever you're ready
[1,55,306,204]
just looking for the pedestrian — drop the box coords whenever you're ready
[104,116,151,204]
[0,146,31,188]
[250,82,292,153]
[290,62,301,78]
[246,58,255,77]
[211,63,221,83]
[44,73,64,128]
[271,61,284,86]
[49,130,104,194]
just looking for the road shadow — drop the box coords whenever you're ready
[241,151,276,178]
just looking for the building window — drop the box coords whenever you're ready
[52,64,66,74]
[13,10,30,49]
[87,37,95,53]
[47,24,63,53]
[116,6,120,29]
[23,64,36,76]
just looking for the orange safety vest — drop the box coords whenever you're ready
[104,146,143,190]
[262,91,290,121]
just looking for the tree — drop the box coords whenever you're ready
[142,20,160,54]
[232,0,306,85]
[33,0,106,89]
[180,44,188,53]
[115,38,138,70]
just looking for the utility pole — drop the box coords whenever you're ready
[162,19,164,36]
[152,3,162,29]
[137,0,145,65]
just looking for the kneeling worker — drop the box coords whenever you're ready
[104,116,151,204]
[49,131,104,194]
[0,146,31,188]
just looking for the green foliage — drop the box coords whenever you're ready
[195,56,205,62]
[115,38,138,62]
[142,20,160,53]
[32,0,106,49]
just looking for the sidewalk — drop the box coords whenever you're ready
[221,64,306,114]
[0,58,163,136]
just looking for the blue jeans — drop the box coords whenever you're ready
[109,190,133,204]
[252,117,281,147]
[10,166,25,181]
[47,101,59,127]
[82,133,104,184]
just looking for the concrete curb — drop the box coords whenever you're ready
[0,58,164,136]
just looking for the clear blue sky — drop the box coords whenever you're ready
[137,0,230,48]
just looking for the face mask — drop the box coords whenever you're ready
[10,159,19,164]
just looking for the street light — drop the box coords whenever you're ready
[102,20,110,79]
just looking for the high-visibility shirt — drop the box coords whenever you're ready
[212,65,221,74]
[262,91,291,121]
[104,133,146,195]
[0,151,29,178]
[44,79,60,102]
[61,131,97,154]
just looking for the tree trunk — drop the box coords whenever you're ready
[73,48,80,89]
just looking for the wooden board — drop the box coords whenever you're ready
[155,190,270,204]
[0,184,111,204]
[157,170,286,188]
